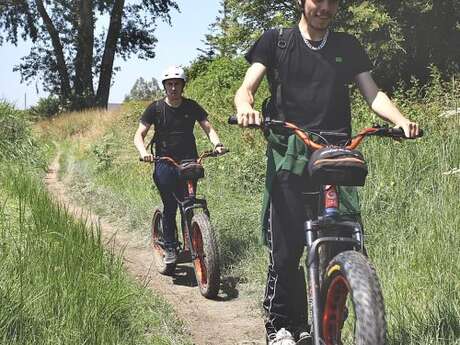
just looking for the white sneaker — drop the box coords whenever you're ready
[267,328,296,345]
[296,331,312,345]
[164,247,177,264]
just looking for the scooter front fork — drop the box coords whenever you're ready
[305,220,323,345]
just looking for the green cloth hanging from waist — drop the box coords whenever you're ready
[260,129,361,245]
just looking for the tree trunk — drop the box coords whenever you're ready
[34,0,72,103]
[74,0,95,109]
[96,0,125,108]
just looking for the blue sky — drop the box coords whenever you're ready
[0,0,220,109]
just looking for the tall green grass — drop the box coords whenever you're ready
[0,167,191,345]
[43,60,460,344]
[358,120,459,345]
[0,103,191,345]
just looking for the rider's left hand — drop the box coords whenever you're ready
[214,144,226,154]
[395,119,420,138]
[142,154,155,162]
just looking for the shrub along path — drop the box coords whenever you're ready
[45,151,264,345]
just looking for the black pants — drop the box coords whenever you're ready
[263,170,319,337]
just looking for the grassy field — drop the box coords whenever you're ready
[6,59,455,345]
[0,102,191,344]
[34,61,460,345]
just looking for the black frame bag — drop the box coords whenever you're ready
[308,146,368,186]
[177,161,205,181]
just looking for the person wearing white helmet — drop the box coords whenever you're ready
[134,65,226,264]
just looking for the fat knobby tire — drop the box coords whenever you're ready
[191,213,220,299]
[322,250,386,345]
[151,207,175,275]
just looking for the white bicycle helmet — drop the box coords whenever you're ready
[160,65,186,84]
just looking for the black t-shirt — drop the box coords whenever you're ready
[245,28,373,136]
[140,98,208,160]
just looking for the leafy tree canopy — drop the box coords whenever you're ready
[205,0,460,89]
[0,0,178,110]
[124,77,162,102]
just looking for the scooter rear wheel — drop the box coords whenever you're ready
[151,207,176,275]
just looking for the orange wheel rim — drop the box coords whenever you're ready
[322,275,349,345]
[192,223,208,286]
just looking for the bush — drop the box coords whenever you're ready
[29,95,61,118]
[0,101,44,165]
[91,133,116,171]
[185,56,255,120]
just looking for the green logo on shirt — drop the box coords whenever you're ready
[336,56,343,63]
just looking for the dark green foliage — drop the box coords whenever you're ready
[186,56,270,125]
[338,1,460,89]
[186,56,270,197]
[205,0,298,56]
[185,53,216,81]
[29,95,61,118]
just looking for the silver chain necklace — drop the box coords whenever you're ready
[301,29,329,51]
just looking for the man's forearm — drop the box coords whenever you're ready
[371,91,408,125]
[234,63,266,126]
[208,129,221,147]
[199,121,222,147]
[234,86,255,111]
[134,134,148,157]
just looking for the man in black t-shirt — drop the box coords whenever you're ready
[134,66,225,264]
[234,1,420,344]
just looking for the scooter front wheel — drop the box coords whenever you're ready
[190,213,220,299]
[321,250,386,345]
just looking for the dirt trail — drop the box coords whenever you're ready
[45,154,265,345]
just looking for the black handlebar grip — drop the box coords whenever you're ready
[227,115,262,129]
[140,157,156,162]
[390,127,424,139]
[228,116,238,125]
[389,127,405,137]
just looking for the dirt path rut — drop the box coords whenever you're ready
[45,154,265,345]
